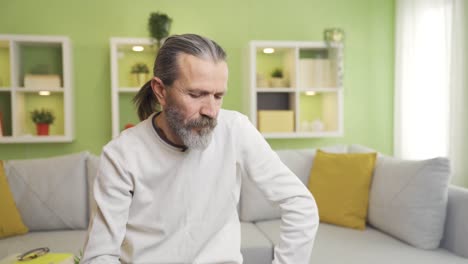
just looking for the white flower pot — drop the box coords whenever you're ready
[270,77,287,88]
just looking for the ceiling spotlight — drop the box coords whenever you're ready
[263,48,275,54]
[39,91,51,96]
[132,46,144,52]
[305,91,316,96]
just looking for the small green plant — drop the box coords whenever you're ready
[131,63,150,74]
[74,250,83,264]
[271,68,283,78]
[148,12,173,47]
[30,109,55,124]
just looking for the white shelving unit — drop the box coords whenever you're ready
[110,37,157,138]
[0,34,73,143]
[249,40,344,138]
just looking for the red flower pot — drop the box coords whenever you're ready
[36,123,50,136]
[124,123,135,129]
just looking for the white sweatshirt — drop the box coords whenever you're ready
[81,109,318,264]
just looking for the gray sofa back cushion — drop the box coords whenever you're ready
[368,156,450,249]
[239,145,347,222]
[4,152,89,231]
[441,185,468,258]
[349,145,451,250]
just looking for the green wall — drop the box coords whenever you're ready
[0,0,394,159]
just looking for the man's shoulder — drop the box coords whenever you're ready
[103,117,152,152]
[218,109,248,124]
[215,109,255,139]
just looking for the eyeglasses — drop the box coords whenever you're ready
[17,247,50,261]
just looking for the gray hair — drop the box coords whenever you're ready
[133,34,227,121]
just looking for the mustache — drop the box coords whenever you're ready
[186,116,217,130]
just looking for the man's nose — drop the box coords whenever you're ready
[200,96,217,119]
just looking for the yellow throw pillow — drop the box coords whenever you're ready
[0,160,29,238]
[308,150,377,230]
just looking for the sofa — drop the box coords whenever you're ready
[1,145,467,263]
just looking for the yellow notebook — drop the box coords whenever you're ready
[0,253,74,264]
[17,253,74,264]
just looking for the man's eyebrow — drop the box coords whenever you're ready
[186,88,225,95]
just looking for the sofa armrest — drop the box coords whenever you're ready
[441,185,468,258]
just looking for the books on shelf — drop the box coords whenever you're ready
[299,58,335,88]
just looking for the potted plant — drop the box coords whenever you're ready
[270,68,287,87]
[148,12,173,48]
[30,108,55,136]
[131,63,150,87]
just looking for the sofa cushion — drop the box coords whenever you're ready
[255,220,468,264]
[0,161,29,238]
[239,145,347,222]
[368,156,450,249]
[348,144,379,154]
[4,152,89,231]
[0,223,269,262]
[308,150,377,230]
[441,185,468,258]
[240,222,273,264]
[348,145,451,249]
[0,230,87,259]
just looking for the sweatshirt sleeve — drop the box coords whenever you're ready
[81,145,134,264]
[236,114,319,264]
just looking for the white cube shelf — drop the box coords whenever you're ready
[249,40,344,138]
[0,34,73,143]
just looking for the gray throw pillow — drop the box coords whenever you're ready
[368,156,451,249]
[4,152,89,231]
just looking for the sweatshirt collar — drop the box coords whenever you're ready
[151,112,188,152]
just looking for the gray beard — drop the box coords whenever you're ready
[164,105,217,150]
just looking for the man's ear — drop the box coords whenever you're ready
[151,77,167,107]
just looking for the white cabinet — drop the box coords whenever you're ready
[110,37,157,138]
[249,41,344,138]
[0,34,73,143]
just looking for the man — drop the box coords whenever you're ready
[81,34,318,264]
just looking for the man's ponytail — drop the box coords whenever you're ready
[133,80,159,121]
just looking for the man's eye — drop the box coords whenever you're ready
[189,93,201,98]
[215,95,224,100]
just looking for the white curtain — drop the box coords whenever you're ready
[449,0,467,187]
[394,0,467,186]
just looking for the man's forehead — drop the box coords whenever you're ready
[174,53,228,90]
[176,53,226,68]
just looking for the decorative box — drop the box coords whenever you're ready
[24,74,61,89]
[258,110,294,133]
